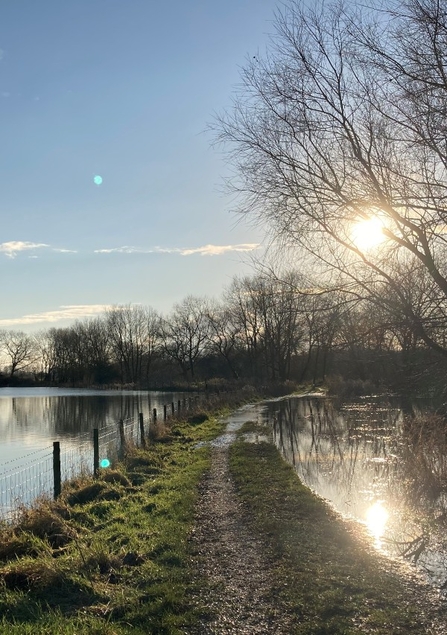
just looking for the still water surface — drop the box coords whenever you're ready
[265,395,447,590]
[0,388,190,514]
[0,387,190,461]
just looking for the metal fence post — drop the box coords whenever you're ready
[53,442,61,499]
[93,429,99,476]
[139,413,146,448]
[118,419,125,456]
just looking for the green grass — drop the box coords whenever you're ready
[229,422,440,634]
[0,399,442,634]
[0,409,228,635]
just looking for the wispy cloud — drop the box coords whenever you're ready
[0,305,112,327]
[0,242,80,258]
[94,243,261,256]
[0,242,260,259]
[0,241,49,258]
[94,246,140,254]
[177,243,260,256]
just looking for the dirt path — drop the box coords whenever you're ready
[185,404,447,635]
[186,443,295,634]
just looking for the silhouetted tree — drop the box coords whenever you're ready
[217,0,447,357]
[160,296,211,381]
[0,330,38,379]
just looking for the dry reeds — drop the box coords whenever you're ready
[66,482,122,506]
[1,559,64,591]
[0,528,52,561]
[16,503,77,549]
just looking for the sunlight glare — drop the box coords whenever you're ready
[365,501,389,548]
[351,217,385,251]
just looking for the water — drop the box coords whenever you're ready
[0,387,192,516]
[265,394,447,590]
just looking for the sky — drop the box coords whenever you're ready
[0,0,280,331]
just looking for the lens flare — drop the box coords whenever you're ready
[100,458,110,469]
[93,175,103,186]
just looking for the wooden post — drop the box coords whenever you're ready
[177,399,181,413]
[93,429,99,476]
[118,419,125,456]
[171,402,175,416]
[153,407,157,423]
[163,405,167,421]
[139,413,146,448]
[53,442,61,499]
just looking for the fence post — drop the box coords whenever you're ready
[171,402,175,416]
[163,404,167,421]
[139,413,146,448]
[177,399,181,413]
[93,429,99,476]
[53,442,61,499]
[153,408,157,423]
[118,419,126,456]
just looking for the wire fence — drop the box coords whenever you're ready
[0,392,216,522]
[0,447,54,519]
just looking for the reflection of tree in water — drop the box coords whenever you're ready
[1,391,177,439]
[399,413,447,506]
[272,398,380,498]
[270,396,447,589]
[9,395,137,436]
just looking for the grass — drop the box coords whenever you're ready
[0,406,229,635]
[229,420,442,634]
[0,394,442,634]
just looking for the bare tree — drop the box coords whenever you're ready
[217,0,447,356]
[106,305,161,385]
[205,301,243,379]
[160,296,210,381]
[0,330,38,378]
[71,318,114,384]
[33,330,57,381]
[225,277,263,379]
[224,272,305,381]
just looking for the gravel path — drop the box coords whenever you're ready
[186,443,295,634]
[185,404,447,635]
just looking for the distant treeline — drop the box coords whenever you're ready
[1,271,445,395]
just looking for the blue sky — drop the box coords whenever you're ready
[0,0,279,330]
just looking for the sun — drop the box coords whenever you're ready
[351,217,385,251]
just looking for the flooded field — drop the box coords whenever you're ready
[265,395,447,590]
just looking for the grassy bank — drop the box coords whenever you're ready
[0,411,228,635]
[1,398,444,634]
[229,420,444,634]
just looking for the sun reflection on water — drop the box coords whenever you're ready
[366,501,389,549]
